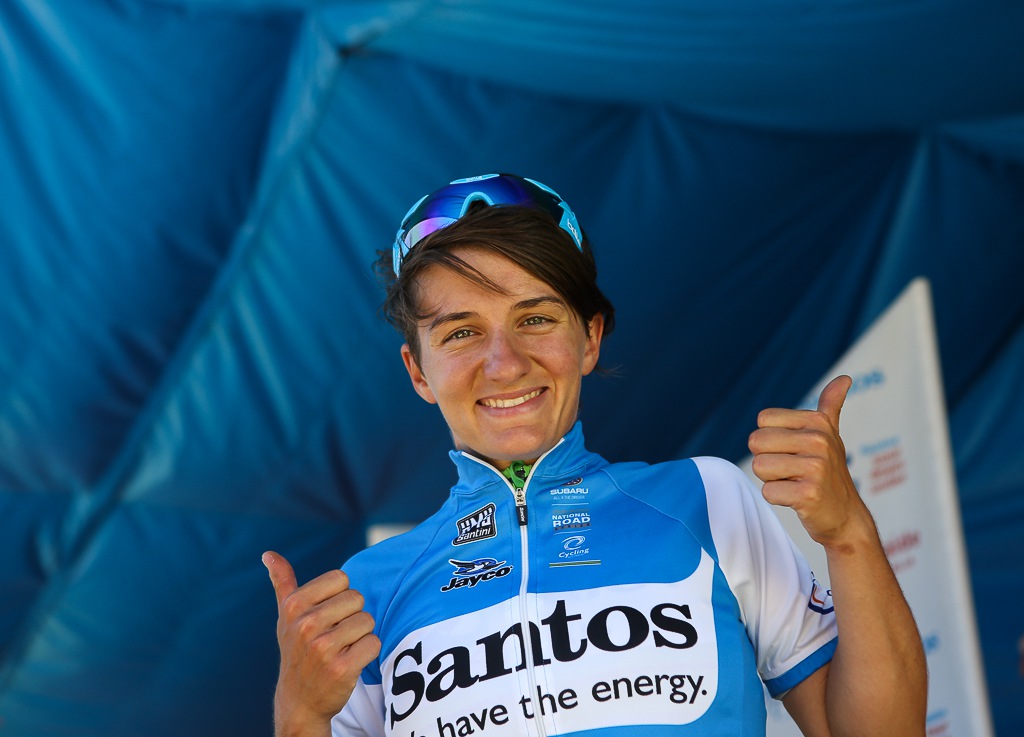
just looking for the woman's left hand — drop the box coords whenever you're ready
[748,375,871,549]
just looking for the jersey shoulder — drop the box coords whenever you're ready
[341,501,456,608]
[600,455,765,559]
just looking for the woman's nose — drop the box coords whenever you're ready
[483,330,530,382]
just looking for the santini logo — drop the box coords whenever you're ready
[453,503,496,545]
[440,558,512,593]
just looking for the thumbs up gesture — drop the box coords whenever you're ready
[748,375,869,548]
[263,552,381,736]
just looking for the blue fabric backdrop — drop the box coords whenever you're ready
[1,1,1023,735]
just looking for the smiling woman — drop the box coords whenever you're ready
[263,173,927,737]
[399,247,603,468]
[380,181,615,363]
[378,176,615,468]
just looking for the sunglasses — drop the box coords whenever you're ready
[391,173,583,276]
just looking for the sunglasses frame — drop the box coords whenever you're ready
[391,173,583,276]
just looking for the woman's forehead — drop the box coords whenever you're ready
[416,265,558,313]
[411,248,530,299]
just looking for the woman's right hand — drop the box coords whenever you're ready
[263,551,381,737]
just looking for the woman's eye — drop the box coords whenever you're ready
[444,328,474,342]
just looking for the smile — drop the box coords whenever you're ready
[479,389,543,409]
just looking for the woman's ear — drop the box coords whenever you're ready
[401,343,437,404]
[582,313,605,376]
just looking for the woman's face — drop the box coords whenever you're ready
[401,248,603,469]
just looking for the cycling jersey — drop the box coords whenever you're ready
[333,422,837,737]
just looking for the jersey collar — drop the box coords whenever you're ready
[448,421,597,494]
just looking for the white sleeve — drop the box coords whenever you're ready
[694,456,837,695]
[331,677,386,737]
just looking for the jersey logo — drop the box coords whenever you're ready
[552,508,591,533]
[453,503,496,545]
[562,535,587,550]
[550,534,601,567]
[385,568,720,732]
[440,557,513,592]
[808,576,834,614]
[549,481,589,503]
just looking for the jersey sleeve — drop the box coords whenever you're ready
[332,677,385,737]
[694,456,838,698]
[330,543,402,737]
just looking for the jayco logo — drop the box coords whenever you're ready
[453,503,496,546]
[439,558,512,593]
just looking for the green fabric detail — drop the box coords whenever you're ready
[502,461,532,490]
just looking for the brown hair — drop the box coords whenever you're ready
[376,203,616,361]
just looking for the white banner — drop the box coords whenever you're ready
[746,278,993,737]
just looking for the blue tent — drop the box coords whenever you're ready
[2,1,1023,734]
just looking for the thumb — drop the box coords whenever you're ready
[817,374,853,428]
[262,550,297,608]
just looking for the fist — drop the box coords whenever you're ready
[264,551,381,734]
[747,375,867,548]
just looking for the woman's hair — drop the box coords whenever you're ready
[375,203,615,361]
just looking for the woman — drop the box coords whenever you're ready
[264,174,926,737]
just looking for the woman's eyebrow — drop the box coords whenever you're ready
[514,295,567,311]
[427,311,475,333]
[427,296,566,333]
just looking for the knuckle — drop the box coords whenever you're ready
[806,455,829,476]
[308,632,334,659]
[802,431,830,455]
[358,639,382,666]
[295,612,321,641]
[366,633,382,654]
[351,610,375,632]
[280,593,305,621]
[796,480,822,503]
[760,482,782,504]
[327,655,359,684]
[345,589,366,611]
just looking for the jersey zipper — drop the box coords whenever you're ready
[507,460,548,737]
[461,442,564,737]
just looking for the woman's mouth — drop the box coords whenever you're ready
[479,388,544,409]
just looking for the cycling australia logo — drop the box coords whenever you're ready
[453,503,496,546]
[440,557,513,593]
[550,534,600,568]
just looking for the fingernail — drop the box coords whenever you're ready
[261,552,273,569]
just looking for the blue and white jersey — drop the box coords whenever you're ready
[334,423,837,737]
